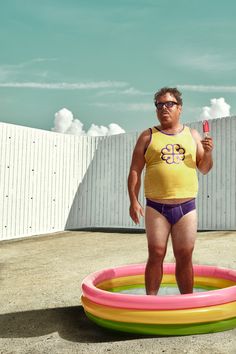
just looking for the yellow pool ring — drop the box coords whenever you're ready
[81,296,236,324]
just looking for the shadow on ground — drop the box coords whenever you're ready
[0,306,150,343]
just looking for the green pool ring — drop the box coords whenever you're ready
[86,312,236,336]
[108,283,218,293]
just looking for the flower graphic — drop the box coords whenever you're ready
[161,144,185,164]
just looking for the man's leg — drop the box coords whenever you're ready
[171,210,197,294]
[145,206,171,295]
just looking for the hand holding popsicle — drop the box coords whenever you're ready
[201,120,213,153]
[202,120,210,138]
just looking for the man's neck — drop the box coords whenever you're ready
[158,123,184,134]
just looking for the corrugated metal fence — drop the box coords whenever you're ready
[0,117,235,240]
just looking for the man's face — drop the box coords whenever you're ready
[155,93,182,127]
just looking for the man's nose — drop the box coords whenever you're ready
[162,104,168,111]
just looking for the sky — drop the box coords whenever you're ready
[0,0,236,135]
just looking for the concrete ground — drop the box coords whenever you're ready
[0,230,235,354]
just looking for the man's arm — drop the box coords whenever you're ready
[128,130,150,224]
[191,128,213,174]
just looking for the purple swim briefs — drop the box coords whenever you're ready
[146,198,196,225]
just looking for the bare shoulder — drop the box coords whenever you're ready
[136,128,151,144]
[133,128,152,154]
[139,128,152,139]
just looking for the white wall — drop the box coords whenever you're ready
[0,116,235,240]
[0,122,99,240]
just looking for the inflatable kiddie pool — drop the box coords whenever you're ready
[81,263,236,336]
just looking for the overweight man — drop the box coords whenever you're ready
[128,87,213,295]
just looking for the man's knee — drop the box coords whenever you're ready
[148,244,166,263]
[174,246,194,262]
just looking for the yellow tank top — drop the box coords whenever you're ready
[144,126,198,199]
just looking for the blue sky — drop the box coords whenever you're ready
[1,0,236,133]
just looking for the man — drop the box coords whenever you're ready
[128,87,213,295]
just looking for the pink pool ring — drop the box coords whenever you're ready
[81,263,236,335]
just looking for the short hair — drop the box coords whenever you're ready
[154,87,183,106]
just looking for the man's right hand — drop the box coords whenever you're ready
[129,202,145,224]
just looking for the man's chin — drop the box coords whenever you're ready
[160,116,171,123]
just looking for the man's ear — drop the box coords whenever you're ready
[178,105,182,114]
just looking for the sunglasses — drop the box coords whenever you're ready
[155,101,178,110]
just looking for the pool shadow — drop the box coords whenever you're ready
[0,306,151,343]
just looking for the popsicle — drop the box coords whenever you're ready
[202,120,210,138]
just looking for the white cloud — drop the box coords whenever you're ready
[0,81,129,90]
[199,98,231,120]
[87,123,125,136]
[107,123,125,135]
[93,102,154,111]
[96,87,152,97]
[126,103,153,111]
[0,68,10,81]
[0,58,58,81]
[51,108,125,136]
[120,87,152,96]
[0,58,57,71]
[51,108,85,134]
[87,124,108,136]
[52,108,73,133]
[64,119,85,135]
[176,53,236,72]
[178,84,236,93]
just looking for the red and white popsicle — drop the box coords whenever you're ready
[202,120,210,138]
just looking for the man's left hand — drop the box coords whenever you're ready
[201,137,213,153]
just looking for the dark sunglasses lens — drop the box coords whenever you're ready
[166,102,174,108]
[155,101,177,109]
[155,103,163,109]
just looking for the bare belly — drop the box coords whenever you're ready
[148,197,193,204]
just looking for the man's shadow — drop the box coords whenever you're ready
[0,306,150,343]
